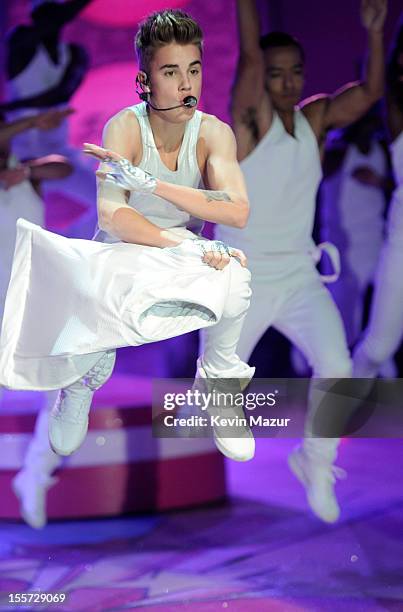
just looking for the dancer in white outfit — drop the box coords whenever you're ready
[0,111,72,529]
[353,15,403,377]
[1,0,96,238]
[216,0,387,522]
[0,9,255,465]
[0,111,72,313]
[291,109,391,377]
[320,109,392,356]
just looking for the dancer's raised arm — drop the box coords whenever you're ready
[302,0,386,140]
[231,0,273,161]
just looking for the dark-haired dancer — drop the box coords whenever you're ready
[354,13,403,377]
[0,109,72,529]
[2,0,96,238]
[216,0,386,522]
[0,9,255,465]
[320,106,395,376]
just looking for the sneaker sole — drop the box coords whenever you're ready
[49,439,75,456]
[48,422,88,456]
[214,435,255,462]
[288,451,340,524]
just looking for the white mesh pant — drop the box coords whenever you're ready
[57,258,254,406]
[198,258,255,380]
[353,191,403,377]
[235,260,352,447]
[326,243,381,347]
[19,350,112,478]
[21,391,63,476]
[353,236,403,377]
[236,264,352,379]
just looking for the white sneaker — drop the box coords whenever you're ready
[288,444,346,523]
[12,469,58,529]
[49,386,94,456]
[194,361,255,462]
[213,427,255,462]
[49,351,116,456]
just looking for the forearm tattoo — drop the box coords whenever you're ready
[201,190,233,203]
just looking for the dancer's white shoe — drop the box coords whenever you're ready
[288,440,345,524]
[194,360,255,462]
[49,351,116,456]
[12,469,58,529]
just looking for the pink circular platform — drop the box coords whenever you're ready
[0,374,226,520]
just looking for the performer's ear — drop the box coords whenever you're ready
[136,71,151,102]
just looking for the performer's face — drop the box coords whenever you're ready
[148,43,202,123]
[263,46,305,112]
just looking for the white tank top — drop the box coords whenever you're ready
[321,142,386,243]
[386,129,403,244]
[94,102,204,243]
[6,43,71,158]
[216,109,322,259]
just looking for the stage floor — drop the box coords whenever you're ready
[0,437,402,611]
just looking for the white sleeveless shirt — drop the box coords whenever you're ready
[6,42,71,158]
[321,141,386,245]
[216,109,322,272]
[386,129,403,244]
[94,102,204,243]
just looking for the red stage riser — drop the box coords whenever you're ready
[0,375,227,520]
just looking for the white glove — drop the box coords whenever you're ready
[103,157,157,194]
[190,238,232,256]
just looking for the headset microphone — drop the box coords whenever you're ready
[145,95,198,111]
[182,96,198,107]
[136,75,197,110]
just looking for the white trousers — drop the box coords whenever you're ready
[236,259,352,378]
[0,185,62,477]
[235,257,352,449]
[0,182,44,312]
[61,256,256,391]
[11,247,254,479]
[353,193,403,376]
[21,391,63,476]
[326,242,381,347]
[198,259,255,379]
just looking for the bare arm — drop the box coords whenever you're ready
[0,155,71,190]
[28,155,72,181]
[0,109,74,149]
[154,119,249,228]
[96,111,184,248]
[0,116,38,146]
[302,0,386,138]
[231,0,273,161]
